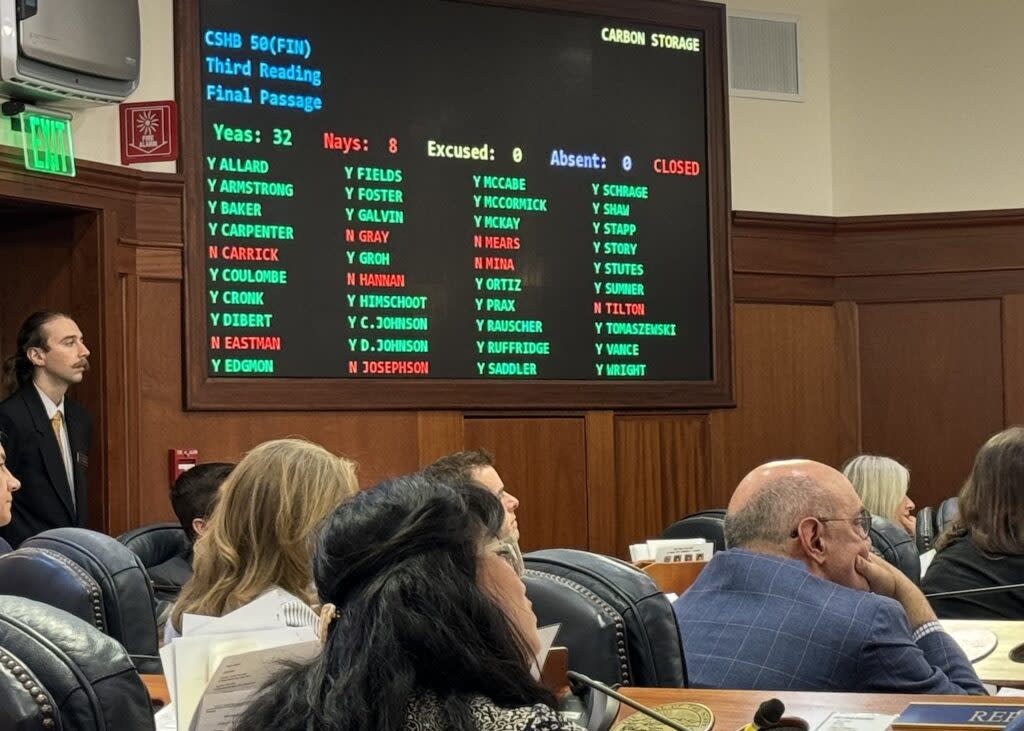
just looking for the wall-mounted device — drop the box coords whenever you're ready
[0,0,140,106]
[169,448,199,485]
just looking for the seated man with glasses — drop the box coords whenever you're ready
[673,459,984,694]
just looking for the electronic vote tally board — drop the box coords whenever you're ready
[184,0,731,409]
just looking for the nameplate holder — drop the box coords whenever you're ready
[894,703,1024,729]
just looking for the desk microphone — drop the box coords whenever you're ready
[924,582,1024,599]
[739,698,784,730]
[565,671,693,731]
[739,698,809,731]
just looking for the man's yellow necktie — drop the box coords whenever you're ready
[50,411,65,462]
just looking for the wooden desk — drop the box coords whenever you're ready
[943,620,1024,688]
[614,688,1024,729]
[141,649,569,708]
[542,646,569,696]
[140,673,169,708]
[639,562,707,596]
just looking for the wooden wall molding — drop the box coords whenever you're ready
[1002,294,1024,426]
[135,249,183,281]
[734,209,1024,303]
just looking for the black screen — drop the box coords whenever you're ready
[198,0,711,381]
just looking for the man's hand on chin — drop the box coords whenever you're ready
[856,553,937,629]
[855,553,898,597]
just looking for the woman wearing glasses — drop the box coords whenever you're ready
[234,475,584,731]
[921,427,1024,620]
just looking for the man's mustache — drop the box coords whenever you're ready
[75,359,90,371]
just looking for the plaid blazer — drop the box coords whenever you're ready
[674,549,985,695]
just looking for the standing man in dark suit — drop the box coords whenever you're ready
[0,311,92,547]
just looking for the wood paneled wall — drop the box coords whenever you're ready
[708,303,858,504]
[3,153,1024,556]
[732,211,1024,509]
[858,301,1004,504]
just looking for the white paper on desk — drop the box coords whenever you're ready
[815,712,896,731]
[173,626,316,731]
[997,686,1024,696]
[187,588,311,637]
[947,627,998,663]
[651,540,713,563]
[531,624,560,681]
[181,612,215,636]
[629,544,652,562]
[645,538,706,549]
[155,703,177,731]
[188,641,320,731]
[918,548,936,577]
[160,643,178,699]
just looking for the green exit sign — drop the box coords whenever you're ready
[20,111,75,177]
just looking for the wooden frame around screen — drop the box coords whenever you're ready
[176,0,733,410]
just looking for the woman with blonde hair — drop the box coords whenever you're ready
[842,454,915,536]
[168,438,357,636]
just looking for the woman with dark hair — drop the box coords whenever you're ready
[921,426,1024,619]
[235,475,582,731]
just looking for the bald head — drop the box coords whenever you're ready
[725,459,873,591]
[724,459,857,550]
[729,459,851,514]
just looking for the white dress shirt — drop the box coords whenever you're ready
[33,383,75,506]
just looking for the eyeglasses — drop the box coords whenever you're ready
[790,507,872,539]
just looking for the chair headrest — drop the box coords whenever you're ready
[524,571,633,685]
[524,548,687,688]
[0,548,107,633]
[116,524,190,568]
[0,645,62,731]
[660,509,727,552]
[869,515,921,585]
[0,596,154,731]
[915,506,936,553]
[22,529,160,674]
[936,497,960,533]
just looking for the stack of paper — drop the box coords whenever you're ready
[629,538,713,563]
[159,588,320,731]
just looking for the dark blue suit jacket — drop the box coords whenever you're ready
[674,549,985,694]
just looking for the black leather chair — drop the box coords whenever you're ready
[0,548,109,635]
[0,596,154,730]
[523,548,687,688]
[869,515,921,584]
[0,643,60,731]
[659,509,727,552]
[117,522,192,602]
[21,528,161,674]
[915,505,936,553]
[936,496,960,534]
